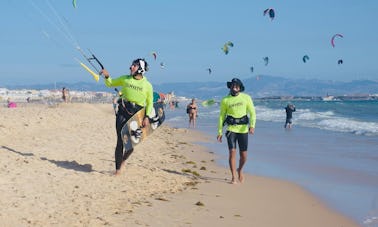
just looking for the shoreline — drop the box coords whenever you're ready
[0,103,359,226]
[124,127,359,227]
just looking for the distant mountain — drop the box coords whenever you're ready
[4,75,378,98]
[154,75,378,98]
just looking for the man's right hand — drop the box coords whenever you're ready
[101,69,110,79]
[217,135,222,143]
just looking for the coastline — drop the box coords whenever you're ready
[0,103,358,226]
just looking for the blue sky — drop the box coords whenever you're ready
[1,0,377,86]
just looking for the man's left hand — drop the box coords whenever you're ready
[142,117,150,127]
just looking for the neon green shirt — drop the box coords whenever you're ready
[105,75,154,117]
[217,93,256,135]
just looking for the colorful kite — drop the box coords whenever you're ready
[331,34,343,48]
[222,41,234,55]
[201,99,216,107]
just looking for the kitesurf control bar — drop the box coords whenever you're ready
[77,47,104,74]
[88,49,104,71]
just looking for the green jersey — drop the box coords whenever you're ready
[105,75,153,117]
[217,93,256,135]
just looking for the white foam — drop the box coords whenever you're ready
[255,106,378,136]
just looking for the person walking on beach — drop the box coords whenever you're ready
[101,58,154,175]
[217,78,256,184]
[284,103,296,129]
[62,87,69,103]
[186,98,198,128]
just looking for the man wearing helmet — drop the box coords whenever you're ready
[217,78,256,184]
[101,58,153,175]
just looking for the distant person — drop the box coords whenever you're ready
[217,78,256,184]
[62,87,69,103]
[284,103,296,129]
[7,98,17,108]
[153,91,161,103]
[186,98,198,128]
[101,58,153,176]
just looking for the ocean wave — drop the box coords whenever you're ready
[165,102,378,136]
[255,105,378,136]
[317,119,378,136]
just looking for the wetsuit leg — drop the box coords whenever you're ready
[115,112,127,170]
[114,103,142,170]
[285,118,292,128]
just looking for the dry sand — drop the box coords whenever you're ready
[0,103,359,226]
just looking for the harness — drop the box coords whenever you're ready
[118,98,143,116]
[223,115,249,126]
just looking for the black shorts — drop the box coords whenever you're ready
[225,131,248,151]
[285,118,292,124]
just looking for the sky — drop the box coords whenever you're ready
[1,0,378,86]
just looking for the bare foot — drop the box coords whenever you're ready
[237,168,244,183]
[230,178,238,184]
[114,169,121,176]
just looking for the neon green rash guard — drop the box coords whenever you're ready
[105,75,154,118]
[217,93,256,135]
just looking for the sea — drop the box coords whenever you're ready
[164,99,378,226]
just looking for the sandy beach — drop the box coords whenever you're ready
[0,103,359,226]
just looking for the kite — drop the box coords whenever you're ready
[338,59,343,64]
[250,66,254,73]
[151,52,157,60]
[72,0,77,8]
[201,99,216,107]
[263,57,269,66]
[264,8,275,21]
[331,34,343,48]
[207,68,212,74]
[160,62,164,68]
[303,55,310,63]
[222,41,234,55]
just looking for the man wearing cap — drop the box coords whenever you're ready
[101,58,153,175]
[217,78,256,184]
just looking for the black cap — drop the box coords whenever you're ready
[227,78,245,92]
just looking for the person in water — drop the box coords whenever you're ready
[284,103,296,129]
[101,58,154,176]
[186,98,198,128]
[217,78,256,184]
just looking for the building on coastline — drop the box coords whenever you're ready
[0,88,114,104]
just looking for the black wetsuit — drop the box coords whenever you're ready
[115,100,143,170]
[285,105,296,128]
